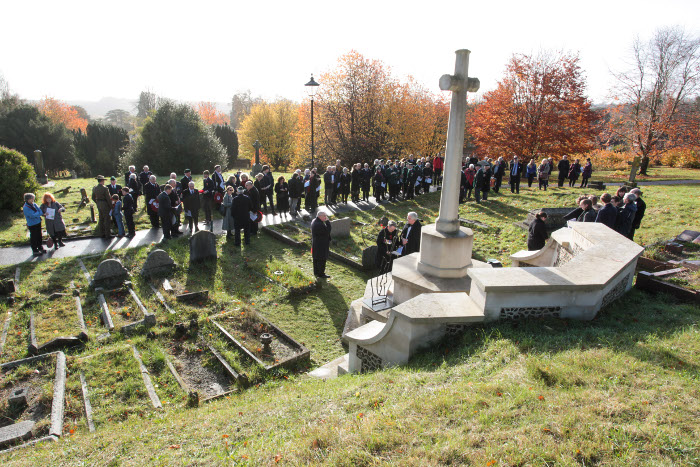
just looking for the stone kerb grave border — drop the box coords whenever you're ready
[262,223,368,271]
[162,341,248,405]
[212,312,310,372]
[0,351,66,454]
[97,286,156,334]
[28,293,88,355]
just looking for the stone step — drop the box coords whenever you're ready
[342,299,365,337]
[344,319,386,343]
[337,355,349,376]
[308,353,350,380]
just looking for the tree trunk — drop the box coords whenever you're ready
[639,155,650,175]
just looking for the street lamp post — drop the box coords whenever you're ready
[304,75,319,169]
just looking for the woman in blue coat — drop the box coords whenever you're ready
[23,193,45,256]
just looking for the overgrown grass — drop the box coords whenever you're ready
[3,289,699,465]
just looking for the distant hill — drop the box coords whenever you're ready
[68,97,136,118]
[67,97,231,119]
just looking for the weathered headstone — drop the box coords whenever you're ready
[251,140,263,176]
[362,246,378,270]
[189,230,217,263]
[141,249,177,277]
[330,217,351,237]
[34,150,47,185]
[627,156,641,188]
[91,259,129,288]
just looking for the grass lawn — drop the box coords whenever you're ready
[594,166,700,183]
[0,183,699,464]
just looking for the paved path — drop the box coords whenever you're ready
[0,198,381,266]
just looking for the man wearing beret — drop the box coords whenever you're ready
[91,175,113,239]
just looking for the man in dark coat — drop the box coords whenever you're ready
[182,181,200,232]
[629,188,646,241]
[245,181,261,236]
[143,175,161,228]
[311,211,332,278]
[288,171,304,217]
[576,199,597,222]
[212,165,226,196]
[202,170,216,225]
[323,166,335,206]
[557,155,570,187]
[509,156,524,194]
[139,166,152,188]
[260,165,276,214]
[180,169,193,198]
[167,179,182,236]
[595,193,617,230]
[400,212,422,256]
[121,187,136,238]
[231,187,253,246]
[157,185,173,240]
[527,211,548,250]
[124,165,137,187]
[107,176,122,198]
[474,165,487,203]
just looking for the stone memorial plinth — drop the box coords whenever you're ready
[91,259,129,288]
[330,217,351,237]
[141,249,176,277]
[189,230,217,263]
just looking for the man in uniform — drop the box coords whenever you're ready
[91,175,112,239]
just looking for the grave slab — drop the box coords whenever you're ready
[0,421,35,449]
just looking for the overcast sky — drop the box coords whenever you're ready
[2,0,699,107]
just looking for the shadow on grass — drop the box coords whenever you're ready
[409,288,700,378]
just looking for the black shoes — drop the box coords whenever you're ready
[316,274,330,279]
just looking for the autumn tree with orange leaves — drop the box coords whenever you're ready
[195,102,229,126]
[471,51,597,162]
[293,51,450,169]
[38,97,88,132]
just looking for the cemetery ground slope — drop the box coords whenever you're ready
[0,184,698,465]
[2,291,699,465]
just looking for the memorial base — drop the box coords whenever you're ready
[417,224,474,278]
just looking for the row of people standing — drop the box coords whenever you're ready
[561,187,646,239]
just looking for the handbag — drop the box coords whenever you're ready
[46,237,54,248]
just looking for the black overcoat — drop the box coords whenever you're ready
[311,218,332,260]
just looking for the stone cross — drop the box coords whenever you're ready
[629,156,641,184]
[253,140,262,165]
[435,50,480,235]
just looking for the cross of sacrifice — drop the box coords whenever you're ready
[435,49,480,235]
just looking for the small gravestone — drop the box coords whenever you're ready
[141,249,176,277]
[0,420,35,449]
[189,230,217,263]
[362,246,378,270]
[9,387,28,410]
[91,259,129,288]
[330,217,351,237]
[0,279,15,295]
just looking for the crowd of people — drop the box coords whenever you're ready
[20,152,616,260]
[527,186,647,251]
